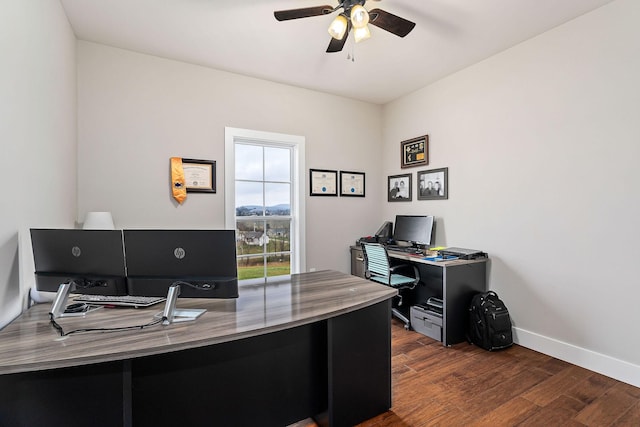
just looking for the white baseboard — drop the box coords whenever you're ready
[513,327,640,388]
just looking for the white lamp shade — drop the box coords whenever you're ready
[328,15,348,40]
[83,212,115,230]
[354,25,371,43]
[350,5,369,28]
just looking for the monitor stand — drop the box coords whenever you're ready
[49,282,102,319]
[156,284,206,325]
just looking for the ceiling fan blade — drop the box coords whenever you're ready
[368,8,416,37]
[326,25,351,53]
[274,5,334,21]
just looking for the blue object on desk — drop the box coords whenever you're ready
[423,255,459,262]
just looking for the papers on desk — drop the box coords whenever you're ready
[423,255,459,262]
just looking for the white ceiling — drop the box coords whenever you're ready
[60,0,616,104]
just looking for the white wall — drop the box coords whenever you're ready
[0,0,77,329]
[382,0,640,385]
[76,41,383,275]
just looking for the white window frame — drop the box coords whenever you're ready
[224,127,306,275]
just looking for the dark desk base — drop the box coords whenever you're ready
[0,301,391,427]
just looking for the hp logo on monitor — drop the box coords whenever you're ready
[174,247,186,259]
[71,246,82,257]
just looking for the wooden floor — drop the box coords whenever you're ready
[296,319,640,427]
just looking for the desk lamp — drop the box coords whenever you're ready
[83,212,115,230]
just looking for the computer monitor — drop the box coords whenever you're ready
[123,229,239,299]
[124,229,239,324]
[30,229,127,318]
[392,215,435,247]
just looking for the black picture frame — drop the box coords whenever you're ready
[401,135,429,168]
[182,158,216,193]
[417,167,448,200]
[339,171,365,197]
[309,169,338,196]
[388,173,412,202]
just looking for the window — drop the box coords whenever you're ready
[225,128,305,282]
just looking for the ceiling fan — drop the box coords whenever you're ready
[274,0,416,53]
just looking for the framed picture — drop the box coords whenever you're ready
[401,135,429,168]
[182,158,216,193]
[340,171,365,197]
[309,169,338,196]
[417,167,448,200]
[388,173,412,202]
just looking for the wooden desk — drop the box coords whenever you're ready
[351,245,487,346]
[0,270,396,427]
[390,251,487,346]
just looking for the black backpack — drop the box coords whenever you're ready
[467,291,513,351]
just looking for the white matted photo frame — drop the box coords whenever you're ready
[417,167,448,200]
[309,168,338,196]
[340,171,365,197]
[388,173,412,202]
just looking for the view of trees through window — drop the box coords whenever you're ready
[235,143,292,280]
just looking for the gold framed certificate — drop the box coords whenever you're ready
[182,158,216,193]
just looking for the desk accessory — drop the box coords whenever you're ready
[83,211,115,230]
[440,247,486,260]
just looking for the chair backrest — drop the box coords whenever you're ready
[362,243,390,281]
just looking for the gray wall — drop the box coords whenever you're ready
[0,0,77,328]
[382,0,640,384]
[76,41,384,275]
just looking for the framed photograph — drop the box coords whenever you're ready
[309,169,338,196]
[417,167,448,200]
[340,171,365,197]
[388,173,412,202]
[182,158,216,193]
[401,135,429,168]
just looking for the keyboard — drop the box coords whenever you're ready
[386,245,423,255]
[74,294,166,308]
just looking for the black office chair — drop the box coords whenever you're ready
[361,243,420,330]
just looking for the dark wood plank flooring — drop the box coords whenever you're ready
[294,319,640,426]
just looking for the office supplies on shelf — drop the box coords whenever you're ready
[414,297,443,317]
[74,294,166,308]
[426,297,443,313]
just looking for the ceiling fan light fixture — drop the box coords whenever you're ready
[328,15,348,40]
[353,25,371,43]
[350,5,369,29]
